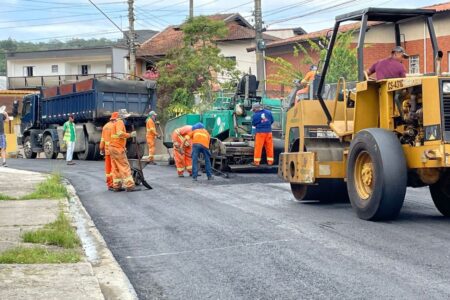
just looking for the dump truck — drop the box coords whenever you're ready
[163,74,285,171]
[278,7,450,220]
[19,79,156,160]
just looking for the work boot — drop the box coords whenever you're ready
[126,186,141,192]
[249,162,259,167]
[178,174,184,178]
[207,176,214,180]
[108,187,115,191]
[192,177,198,182]
[1,162,7,167]
[67,161,76,165]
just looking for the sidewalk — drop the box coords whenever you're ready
[0,168,136,300]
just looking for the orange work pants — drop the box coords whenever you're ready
[110,146,134,189]
[104,154,113,188]
[254,132,274,166]
[174,146,192,175]
[146,136,156,161]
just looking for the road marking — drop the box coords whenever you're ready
[125,238,294,259]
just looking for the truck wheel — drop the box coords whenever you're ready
[23,136,37,159]
[347,129,407,220]
[77,136,95,161]
[291,179,348,203]
[43,135,58,159]
[430,172,450,217]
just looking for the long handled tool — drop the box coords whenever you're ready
[132,126,152,190]
[157,122,174,163]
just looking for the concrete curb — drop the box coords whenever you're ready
[64,181,138,300]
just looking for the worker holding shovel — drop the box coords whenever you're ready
[171,125,193,177]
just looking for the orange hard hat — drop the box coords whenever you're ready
[110,112,119,120]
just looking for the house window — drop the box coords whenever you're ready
[51,65,58,73]
[23,66,34,77]
[409,55,420,74]
[226,56,236,62]
[80,65,90,75]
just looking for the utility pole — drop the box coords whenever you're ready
[189,0,194,19]
[254,0,266,95]
[128,0,136,78]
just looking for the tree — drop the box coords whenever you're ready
[156,16,239,120]
[266,30,357,88]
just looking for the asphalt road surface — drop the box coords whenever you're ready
[6,158,450,299]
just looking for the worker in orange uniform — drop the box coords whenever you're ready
[109,109,138,192]
[296,65,317,102]
[99,112,117,191]
[171,125,193,177]
[189,123,213,181]
[145,111,159,164]
[251,103,274,166]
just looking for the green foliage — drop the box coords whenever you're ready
[266,31,357,86]
[0,247,80,264]
[22,173,68,200]
[0,193,15,200]
[156,16,239,119]
[0,37,115,75]
[23,212,80,249]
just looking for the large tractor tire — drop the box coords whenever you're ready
[23,136,37,159]
[347,128,407,221]
[429,172,450,217]
[43,135,58,159]
[291,179,349,203]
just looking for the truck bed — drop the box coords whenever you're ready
[40,79,156,124]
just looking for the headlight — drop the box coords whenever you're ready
[443,82,450,93]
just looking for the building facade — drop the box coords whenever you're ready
[6,46,128,89]
[263,3,450,97]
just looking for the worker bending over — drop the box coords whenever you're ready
[109,109,138,192]
[171,125,193,177]
[145,111,159,164]
[189,123,213,181]
[366,46,408,80]
[99,113,116,191]
[251,103,274,166]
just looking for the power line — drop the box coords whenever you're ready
[268,0,358,25]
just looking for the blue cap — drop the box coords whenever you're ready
[192,122,204,130]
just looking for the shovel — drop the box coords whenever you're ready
[132,125,153,190]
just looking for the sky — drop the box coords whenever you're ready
[0,0,445,42]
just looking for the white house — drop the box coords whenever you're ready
[6,46,128,89]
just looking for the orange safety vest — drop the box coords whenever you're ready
[110,119,130,149]
[171,125,192,148]
[100,121,114,155]
[190,128,210,148]
[146,117,157,138]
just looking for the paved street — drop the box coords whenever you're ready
[6,158,450,299]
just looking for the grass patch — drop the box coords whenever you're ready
[22,211,80,249]
[0,193,16,200]
[0,247,80,264]
[21,173,68,200]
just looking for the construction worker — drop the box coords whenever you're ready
[251,103,274,166]
[63,115,76,165]
[366,46,408,80]
[109,109,138,192]
[99,113,116,191]
[171,125,193,177]
[145,111,159,164]
[189,123,213,181]
[296,65,317,102]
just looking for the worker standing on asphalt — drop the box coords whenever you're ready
[0,106,8,167]
[63,115,76,165]
[99,113,117,191]
[145,111,159,164]
[251,103,274,166]
[171,125,193,177]
[189,123,213,181]
[109,109,138,192]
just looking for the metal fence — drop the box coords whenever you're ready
[7,73,123,90]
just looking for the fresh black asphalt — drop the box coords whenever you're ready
[6,158,450,299]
